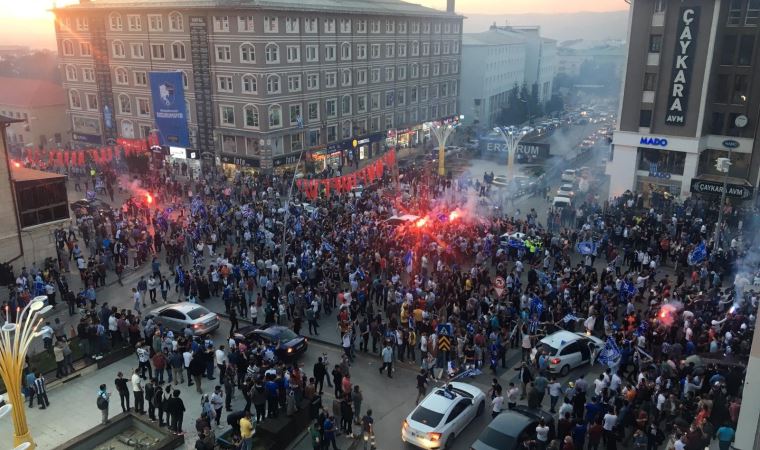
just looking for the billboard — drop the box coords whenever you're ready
[665,7,699,126]
[149,71,190,148]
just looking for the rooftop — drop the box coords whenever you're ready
[11,166,66,182]
[0,77,67,108]
[56,0,460,17]
[462,31,525,47]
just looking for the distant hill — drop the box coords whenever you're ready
[462,10,630,43]
[0,17,56,51]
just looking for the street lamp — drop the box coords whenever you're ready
[431,121,459,176]
[0,295,53,450]
[493,127,527,184]
[712,152,732,253]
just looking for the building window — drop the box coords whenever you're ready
[385,91,394,107]
[398,66,406,80]
[728,0,744,26]
[148,14,163,31]
[341,69,351,86]
[289,104,302,125]
[306,45,318,62]
[269,105,282,127]
[341,95,351,115]
[357,19,367,33]
[172,42,186,60]
[371,68,380,83]
[433,62,440,76]
[62,40,74,56]
[341,42,351,60]
[325,44,336,61]
[110,13,123,31]
[326,98,337,117]
[385,43,395,57]
[411,41,419,56]
[421,63,429,77]
[84,94,98,111]
[748,0,760,25]
[308,101,319,121]
[643,73,657,91]
[118,94,131,114]
[398,43,407,57]
[327,125,337,142]
[220,105,235,126]
[370,20,380,33]
[286,17,299,33]
[731,74,749,104]
[648,34,662,53]
[433,22,441,33]
[433,42,440,55]
[356,44,366,59]
[306,73,319,90]
[244,105,259,128]
[422,42,430,56]
[214,16,229,32]
[291,132,303,151]
[137,98,150,116]
[371,44,380,58]
[131,43,144,58]
[738,35,755,65]
[305,18,317,33]
[80,42,92,56]
[356,69,367,85]
[265,44,279,63]
[151,44,165,59]
[82,68,95,82]
[386,19,395,33]
[245,137,260,155]
[75,17,89,31]
[638,147,686,175]
[654,0,666,13]
[639,109,652,127]
[357,95,367,113]
[264,16,278,33]
[371,93,380,110]
[242,74,257,93]
[238,15,255,32]
[222,135,238,153]
[340,18,351,33]
[325,72,337,88]
[385,67,394,81]
[216,45,231,62]
[68,89,82,109]
[65,65,77,81]
[115,67,128,85]
[267,74,281,93]
[324,18,336,33]
[342,120,351,138]
[127,15,141,31]
[287,45,300,62]
[217,75,233,92]
[169,12,183,31]
[240,43,255,63]
[134,71,147,86]
[288,74,302,92]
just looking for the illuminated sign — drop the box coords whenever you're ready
[665,7,699,126]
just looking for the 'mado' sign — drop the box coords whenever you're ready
[665,7,699,126]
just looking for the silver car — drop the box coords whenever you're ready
[149,303,220,336]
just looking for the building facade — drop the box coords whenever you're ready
[556,41,627,78]
[488,26,556,104]
[608,0,760,202]
[53,0,463,172]
[0,77,69,150]
[460,32,526,127]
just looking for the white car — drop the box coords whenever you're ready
[556,184,575,198]
[536,330,604,376]
[561,169,577,183]
[402,382,486,449]
[500,232,526,247]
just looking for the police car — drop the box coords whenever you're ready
[402,382,486,449]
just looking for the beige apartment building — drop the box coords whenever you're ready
[54,0,463,172]
[0,77,69,150]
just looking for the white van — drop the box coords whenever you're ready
[561,169,577,183]
[552,196,572,209]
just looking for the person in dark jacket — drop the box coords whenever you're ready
[313,357,328,395]
[189,353,206,394]
[165,389,186,434]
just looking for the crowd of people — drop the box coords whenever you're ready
[2,145,758,450]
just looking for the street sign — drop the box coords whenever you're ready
[689,178,753,200]
[437,324,452,352]
[438,335,451,352]
[493,276,505,297]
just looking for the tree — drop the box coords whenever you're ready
[545,94,565,115]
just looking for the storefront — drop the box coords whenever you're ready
[166,146,201,175]
[386,127,420,149]
[273,153,302,175]
[309,133,384,171]
[220,154,261,176]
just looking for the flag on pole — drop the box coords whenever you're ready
[687,241,707,266]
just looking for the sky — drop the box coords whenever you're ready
[415,0,629,14]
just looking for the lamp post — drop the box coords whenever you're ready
[0,295,53,450]
[431,121,458,176]
[712,149,732,253]
[493,128,527,184]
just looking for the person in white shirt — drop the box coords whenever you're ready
[131,369,145,413]
[609,371,622,393]
[506,382,519,409]
[536,418,550,444]
[593,373,608,396]
[182,349,193,387]
[491,389,504,418]
[215,345,227,379]
[548,377,563,413]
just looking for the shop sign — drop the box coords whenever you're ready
[690,178,753,200]
[722,139,739,149]
[273,154,300,167]
[516,142,550,159]
[639,136,668,147]
[220,154,260,168]
[665,7,699,126]
[200,151,215,160]
[71,132,102,144]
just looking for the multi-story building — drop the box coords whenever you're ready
[0,77,69,150]
[53,0,463,172]
[556,40,627,78]
[460,31,526,127]
[608,0,759,203]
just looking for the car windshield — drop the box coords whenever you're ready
[186,308,208,320]
[275,328,298,341]
[537,342,559,356]
[410,407,444,427]
[478,427,517,449]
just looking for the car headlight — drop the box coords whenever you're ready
[403,419,409,431]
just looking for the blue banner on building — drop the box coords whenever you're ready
[149,71,190,148]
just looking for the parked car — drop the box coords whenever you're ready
[560,169,577,183]
[402,382,486,449]
[471,406,556,450]
[234,325,308,360]
[147,304,220,336]
[535,330,604,376]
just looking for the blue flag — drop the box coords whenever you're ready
[598,337,621,368]
[687,241,707,266]
[321,241,335,253]
[576,241,596,255]
[403,249,413,270]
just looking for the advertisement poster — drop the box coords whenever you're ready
[149,71,190,148]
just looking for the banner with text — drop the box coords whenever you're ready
[149,71,190,148]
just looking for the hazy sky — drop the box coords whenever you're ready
[416,0,629,14]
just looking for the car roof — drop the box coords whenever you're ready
[157,303,207,314]
[419,382,480,413]
[540,330,584,348]
[487,410,535,435]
